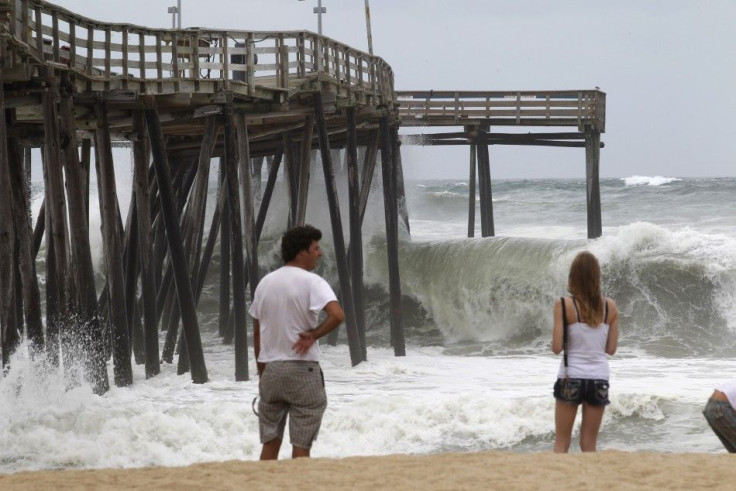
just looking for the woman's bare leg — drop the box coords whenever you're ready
[554,400,579,453]
[580,402,605,452]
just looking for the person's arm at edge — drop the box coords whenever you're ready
[253,318,266,376]
[605,299,619,356]
[293,301,345,354]
[551,298,564,355]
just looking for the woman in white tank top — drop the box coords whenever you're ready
[551,251,619,453]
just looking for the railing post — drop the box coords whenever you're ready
[247,32,255,95]
[138,32,146,79]
[279,42,289,90]
[297,33,306,77]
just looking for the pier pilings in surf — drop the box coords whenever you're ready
[0,0,406,392]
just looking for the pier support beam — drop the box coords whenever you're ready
[346,107,366,358]
[476,127,495,237]
[222,103,248,380]
[585,127,602,239]
[7,139,44,354]
[313,92,364,365]
[235,109,259,381]
[380,117,406,356]
[468,141,476,238]
[60,74,108,393]
[132,111,160,379]
[0,62,16,367]
[95,103,133,387]
[145,103,208,384]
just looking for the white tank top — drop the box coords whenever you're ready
[557,299,611,380]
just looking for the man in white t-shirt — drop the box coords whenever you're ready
[249,225,344,460]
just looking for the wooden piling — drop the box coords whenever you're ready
[585,127,602,239]
[475,127,495,237]
[132,110,160,378]
[58,74,108,392]
[218,156,231,339]
[145,104,208,384]
[224,102,249,381]
[296,115,314,226]
[358,130,380,226]
[0,60,16,367]
[95,103,133,387]
[386,124,406,356]
[313,92,364,365]
[255,150,284,237]
[467,142,476,238]
[7,139,44,353]
[346,107,367,358]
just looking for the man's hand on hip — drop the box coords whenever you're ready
[293,331,316,354]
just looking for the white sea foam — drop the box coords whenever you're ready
[622,175,681,187]
[1,343,728,473]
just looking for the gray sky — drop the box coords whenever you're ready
[51,1,736,179]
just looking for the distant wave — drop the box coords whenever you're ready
[622,175,681,187]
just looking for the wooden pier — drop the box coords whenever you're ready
[0,1,606,393]
[397,90,606,239]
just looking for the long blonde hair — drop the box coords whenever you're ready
[567,251,604,326]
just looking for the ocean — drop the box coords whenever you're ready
[2,154,736,472]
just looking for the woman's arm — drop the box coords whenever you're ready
[552,298,564,354]
[605,299,619,355]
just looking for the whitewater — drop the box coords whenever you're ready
[3,157,736,472]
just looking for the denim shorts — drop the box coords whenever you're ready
[553,378,610,406]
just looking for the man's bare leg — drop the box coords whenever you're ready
[292,446,311,458]
[260,438,282,460]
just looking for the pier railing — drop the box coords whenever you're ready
[0,0,395,103]
[397,90,605,131]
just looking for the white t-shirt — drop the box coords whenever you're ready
[716,380,736,408]
[248,265,337,362]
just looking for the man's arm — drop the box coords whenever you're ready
[293,301,345,354]
[253,318,266,376]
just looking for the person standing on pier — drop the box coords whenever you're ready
[551,251,619,453]
[249,225,345,460]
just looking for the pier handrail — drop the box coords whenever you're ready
[396,90,605,132]
[0,0,395,103]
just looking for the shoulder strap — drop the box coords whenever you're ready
[571,297,581,323]
[560,297,568,370]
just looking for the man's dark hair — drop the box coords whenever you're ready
[281,225,322,263]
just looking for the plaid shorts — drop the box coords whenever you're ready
[258,360,327,449]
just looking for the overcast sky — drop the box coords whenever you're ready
[49,1,736,179]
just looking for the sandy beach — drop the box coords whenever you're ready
[1,450,735,490]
